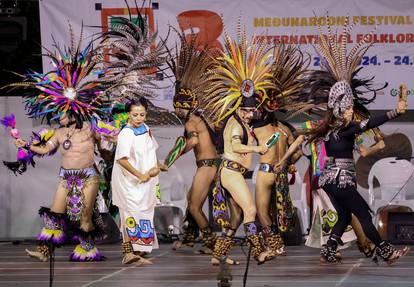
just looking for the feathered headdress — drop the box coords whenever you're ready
[200,21,275,125]
[166,27,215,110]
[292,14,384,119]
[97,3,168,103]
[265,44,310,112]
[2,24,109,125]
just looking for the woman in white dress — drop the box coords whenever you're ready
[112,98,166,265]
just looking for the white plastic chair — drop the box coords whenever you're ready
[368,157,414,217]
[155,165,189,235]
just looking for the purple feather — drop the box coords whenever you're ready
[50,81,62,90]
[72,69,78,86]
[17,148,29,161]
[1,114,16,129]
[40,87,63,97]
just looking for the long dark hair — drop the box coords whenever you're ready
[61,110,83,129]
[302,109,335,143]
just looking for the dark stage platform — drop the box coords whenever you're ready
[0,242,413,287]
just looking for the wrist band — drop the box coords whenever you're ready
[386,109,399,119]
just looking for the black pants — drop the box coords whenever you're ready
[322,183,382,246]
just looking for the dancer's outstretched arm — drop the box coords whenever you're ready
[14,132,57,155]
[275,135,305,170]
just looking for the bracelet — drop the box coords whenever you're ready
[386,109,399,119]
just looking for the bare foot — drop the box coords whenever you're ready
[276,246,286,256]
[134,251,149,258]
[139,257,154,265]
[172,241,182,250]
[257,250,274,265]
[134,260,144,267]
[211,257,240,266]
[25,249,48,262]
[336,250,342,259]
[195,247,213,255]
[122,253,141,265]
[172,240,194,250]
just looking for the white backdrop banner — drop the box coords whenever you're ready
[38,0,414,110]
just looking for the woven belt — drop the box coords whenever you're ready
[196,158,222,168]
[325,157,355,171]
[59,166,98,178]
[222,159,247,175]
[319,157,356,188]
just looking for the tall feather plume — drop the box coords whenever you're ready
[265,43,310,112]
[200,19,275,125]
[68,21,76,60]
[289,13,383,119]
[165,26,216,108]
[316,13,376,83]
[97,1,168,103]
[1,23,109,125]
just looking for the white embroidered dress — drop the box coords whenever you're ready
[112,124,159,252]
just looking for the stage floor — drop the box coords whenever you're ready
[0,242,413,287]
